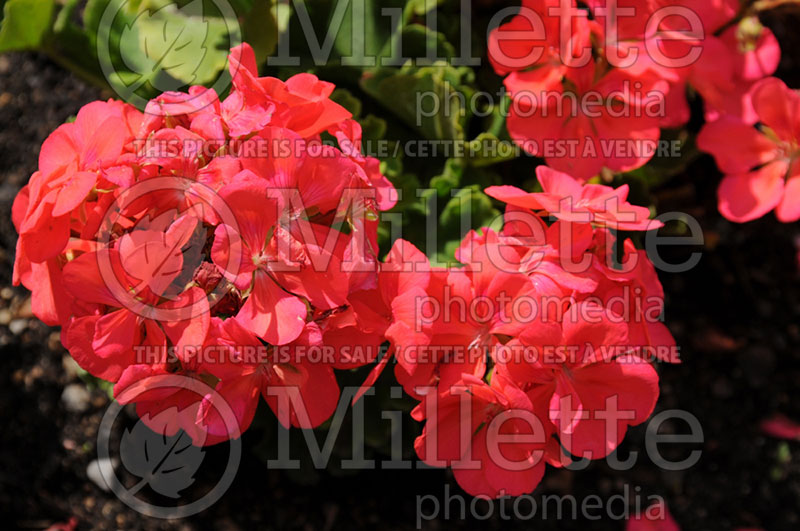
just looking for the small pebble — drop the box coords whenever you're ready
[8,319,28,335]
[0,309,11,325]
[16,298,33,318]
[86,458,118,492]
[0,287,13,299]
[62,355,81,379]
[61,384,91,413]
[48,332,63,351]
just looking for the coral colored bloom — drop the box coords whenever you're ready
[499,302,660,460]
[113,364,215,446]
[414,373,551,497]
[679,10,780,126]
[457,222,596,299]
[588,1,779,126]
[396,245,537,399]
[210,178,318,345]
[698,77,800,222]
[505,62,666,180]
[61,272,208,382]
[13,42,395,445]
[490,1,670,180]
[11,31,675,497]
[16,100,136,263]
[760,414,800,441]
[347,238,432,397]
[486,166,662,230]
[588,236,678,362]
[200,318,340,433]
[488,0,594,79]
[228,44,351,138]
[626,500,680,531]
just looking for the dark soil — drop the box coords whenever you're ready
[3,10,800,529]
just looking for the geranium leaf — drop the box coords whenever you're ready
[0,0,55,53]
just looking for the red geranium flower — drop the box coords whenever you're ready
[498,302,660,460]
[414,372,552,497]
[698,77,800,222]
[486,165,662,230]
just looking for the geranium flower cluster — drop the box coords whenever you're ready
[698,76,800,223]
[368,167,677,497]
[12,43,396,444]
[13,42,676,497]
[490,0,781,181]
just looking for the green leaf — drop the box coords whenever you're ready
[429,157,462,196]
[331,87,363,117]
[76,367,114,399]
[332,0,403,67]
[405,0,446,18]
[380,150,404,179]
[622,129,699,189]
[397,22,455,61]
[360,62,474,141]
[241,0,278,64]
[120,0,226,89]
[84,0,136,50]
[359,114,387,144]
[86,0,235,103]
[439,185,500,240]
[437,238,462,266]
[389,171,427,217]
[0,0,55,52]
[464,132,519,167]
